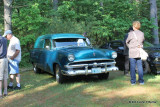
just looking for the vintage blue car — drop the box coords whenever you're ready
[30,34,119,83]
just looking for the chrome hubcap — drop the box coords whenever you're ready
[56,66,59,81]
[56,73,59,81]
[33,66,36,72]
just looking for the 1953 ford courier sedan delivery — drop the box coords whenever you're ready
[30,33,119,83]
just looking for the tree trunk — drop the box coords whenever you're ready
[150,0,159,44]
[100,1,104,14]
[53,0,58,11]
[4,0,12,31]
[100,2,103,7]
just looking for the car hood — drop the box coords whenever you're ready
[144,46,160,57]
[145,47,160,53]
[57,47,114,60]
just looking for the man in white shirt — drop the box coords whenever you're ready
[3,30,21,90]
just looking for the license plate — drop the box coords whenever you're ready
[92,68,101,73]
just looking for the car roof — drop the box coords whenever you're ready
[38,33,85,39]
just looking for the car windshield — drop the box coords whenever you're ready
[144,41,154,47]
[53,38,89,48]
[153,44,160,47]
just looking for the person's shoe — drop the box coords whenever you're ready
[140,82,144,85]
[131,82,136,85]
[14,86,21,90]
[125,73,130,77]
[3,94,8,97]
[8,85,13,89]
[131,83,136,85]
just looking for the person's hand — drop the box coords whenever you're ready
[10,56,14,60]
[137,45,142,48]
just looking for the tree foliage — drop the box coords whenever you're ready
[1,0,159,66]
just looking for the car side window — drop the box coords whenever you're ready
[36,39,45,48]
[44,39,51,49]
[110,42,123,49]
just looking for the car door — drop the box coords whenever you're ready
[31,38,45,69]
[39,39,52,71]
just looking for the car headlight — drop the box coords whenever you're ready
[111,52,117,58]
[68,54,75,61]
[155,57,159,61]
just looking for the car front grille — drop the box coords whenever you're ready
[63,59,118,76]
[68,59,114,65]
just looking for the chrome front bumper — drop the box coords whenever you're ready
[62,62,119,76]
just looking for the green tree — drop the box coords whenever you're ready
[1,0,158,66]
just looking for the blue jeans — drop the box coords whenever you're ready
[130,58,144,84]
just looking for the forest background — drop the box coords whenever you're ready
[0,0,160,66]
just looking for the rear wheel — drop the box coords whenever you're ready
[55,64,65,84]
[33,64,41,73]
[135,61,150,74]
[143,61,150,74]
[97,72,109,79]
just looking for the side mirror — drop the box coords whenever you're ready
[46,46,50,50]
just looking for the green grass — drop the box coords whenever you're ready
[0,69,160,107]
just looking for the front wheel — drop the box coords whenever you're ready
[97,72,109,79]
[55,64,65,84]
